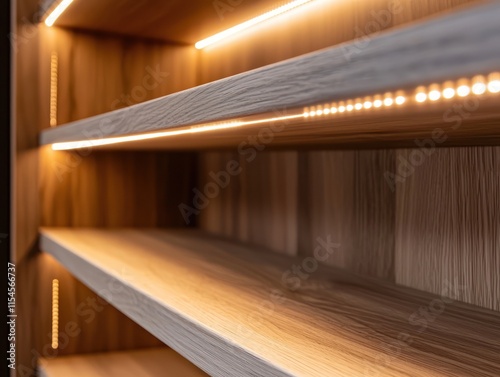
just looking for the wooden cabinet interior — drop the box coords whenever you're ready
[12,0,499,375]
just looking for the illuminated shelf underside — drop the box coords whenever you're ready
[40,228,500,377]
[41,2,500,150]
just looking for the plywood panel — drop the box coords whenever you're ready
[395,147,500,311]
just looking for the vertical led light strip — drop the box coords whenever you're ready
[52,279,59,349]
[44,0,74,27]
[50,52,58,127]
[195,0,314,49]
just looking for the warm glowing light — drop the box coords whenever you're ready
[472,76,487,95]
[443,84,455,99]
[457,79,471,97]
[415,87,427,103]
[45,0,74,27]
[415,93,427,103]
[51,72,500,150]
[52,279,59,349]
[395,96,406,105]
[51,114,304,150]
[428,90,441,101]
[488,73,500,93]
[472,83,486,95]
[488,80,500,93]
[457,85,470,97]
[195,0,313,49]
[50,52,58,127]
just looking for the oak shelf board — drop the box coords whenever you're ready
[40,1,500,150]
[40,228,500,377]
[38,347,209,377]
[40,0,277,43]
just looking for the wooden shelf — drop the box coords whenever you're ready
[40,0,276,43]
[40,228,500,377]
[38,347,209,377]
[40,1,500,150]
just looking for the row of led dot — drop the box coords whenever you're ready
[303,73,500,117]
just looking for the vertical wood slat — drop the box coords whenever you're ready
[198,151,298,255]
[395,147,500,311]
[199,147,499,311]
[196,0,497,311]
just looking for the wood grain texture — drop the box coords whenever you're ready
[298,150,395,280]
[395,147,500,311]
[40,148,197,228]
[40,228,500,377]
[15,24,198,375]
[40,27,197,126]
[198,149,395,278]
[40,0,277,43]
[199,0,478,83]
[38,347,209,377]
[198,151,298,255]
[40,1,500,147]
[14,8,45,374]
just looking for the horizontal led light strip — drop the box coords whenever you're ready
[51,114,304,150]
[50,73,500,151]
[44,0,74,27]
[195,0,313,49]
[303,73,500,117]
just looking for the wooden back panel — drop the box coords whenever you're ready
[197,0,499,311]
[15,22,198,375]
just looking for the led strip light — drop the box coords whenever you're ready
[44,0,74,27]
[50,73,500,151]
[50,52,58,127]
[195,0,314,49]
[303,73,500,117]
[51,279,59,349]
